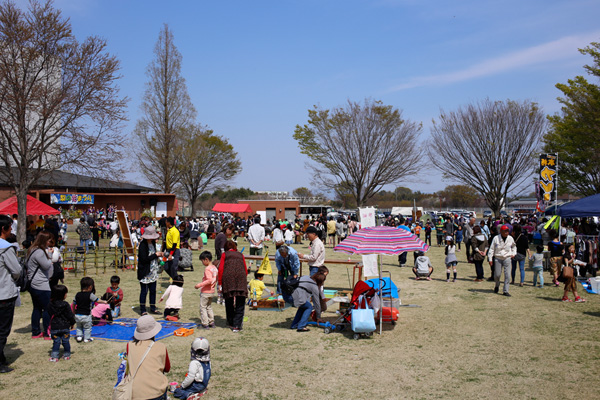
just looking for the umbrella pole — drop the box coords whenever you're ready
[379,254,382,335]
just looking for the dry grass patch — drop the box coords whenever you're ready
[1,237,598,399]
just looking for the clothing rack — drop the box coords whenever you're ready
[575,234,599,239]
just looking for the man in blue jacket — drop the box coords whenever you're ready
[275,245,300,299]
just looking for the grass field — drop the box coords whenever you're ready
[1,232,599,399]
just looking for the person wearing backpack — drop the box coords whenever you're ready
[26,230,55,339]
[0,215,22,373]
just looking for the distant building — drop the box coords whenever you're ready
[0,169,176,220]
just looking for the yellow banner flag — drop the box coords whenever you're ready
[257,251,272,275]
[544,215,561,232]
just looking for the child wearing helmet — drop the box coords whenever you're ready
[173,337,211,399]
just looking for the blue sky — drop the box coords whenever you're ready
[29,0,600,195]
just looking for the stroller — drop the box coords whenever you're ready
[311,280,378,340]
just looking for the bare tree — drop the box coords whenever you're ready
[0,0,127,242]
[294,99,423,207]
[291,187,325,204]
[427,99,546,216]
[134,23,196,194]
[177,124,241,217]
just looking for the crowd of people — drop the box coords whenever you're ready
[1,208,598,398]
[388,211,598,301]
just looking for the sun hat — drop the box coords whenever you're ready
[306,226,318,235]
[141,225,160,240]
[134,315,162,340]
[445,236,453,241]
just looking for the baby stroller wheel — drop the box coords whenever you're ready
[353,333,360,340]
[337,325,346,332]
[323,327,331,334]
[365,332,373,337]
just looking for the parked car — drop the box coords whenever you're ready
[483,210,492,217]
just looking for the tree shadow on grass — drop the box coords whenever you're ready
[189,314,229,328]
[583,311,600,318]
[14,325,31,334]
[468,288,495,294]
[269,317,294,329]
[537,296,563,302]
[5,343,24,364]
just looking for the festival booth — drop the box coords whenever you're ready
[0,194,60,215]
[212,203,253,214]
[554,193,600,294]
[556,193,600,218]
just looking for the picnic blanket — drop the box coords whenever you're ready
[580,280,597,294]
[70,318,196,342]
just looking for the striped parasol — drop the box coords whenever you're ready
[334,226,429,255]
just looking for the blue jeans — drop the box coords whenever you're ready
[75,314,92,340]
[29,288,51,336]
[533,267,544,287]
[79,239,89,253]
[309,266,319,276]
[50,329,71,358]
[148,391,167,400]
[291,301,312,330]
[511,258,526,284]
[173,381,207,399]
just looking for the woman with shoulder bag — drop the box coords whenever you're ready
[27,230,55,339]
[137,227,164,315]
[511,224,530,286]
[560,245,586,303]
[118,315,170,400]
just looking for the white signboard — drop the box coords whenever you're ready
[359,207,379,277]
[156,202,168,217]
[257,211,267,225]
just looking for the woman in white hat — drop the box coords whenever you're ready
[126,315,170,399]
[138,226,164,315]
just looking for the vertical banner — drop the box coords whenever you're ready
[359,207,378,277]
[539,153,558,203]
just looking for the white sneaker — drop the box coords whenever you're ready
[84,338,94,343]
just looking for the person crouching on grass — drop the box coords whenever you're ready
[290,271,327,332]
[413,251,433,280]
[172,337,211,400]
[248,271,275,304]
[160,274,184,321]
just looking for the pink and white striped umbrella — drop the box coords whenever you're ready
[334,226,429,255]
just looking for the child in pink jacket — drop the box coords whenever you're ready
[195,251,218,328]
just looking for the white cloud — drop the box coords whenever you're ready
[388,31,600,92]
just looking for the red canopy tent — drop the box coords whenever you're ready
[0,195,60,216]
[212,203,253,214]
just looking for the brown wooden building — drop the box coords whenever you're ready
[238,199,300,221]
[0,169,176,220]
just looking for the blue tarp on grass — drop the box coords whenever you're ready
[70,318,197,342]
